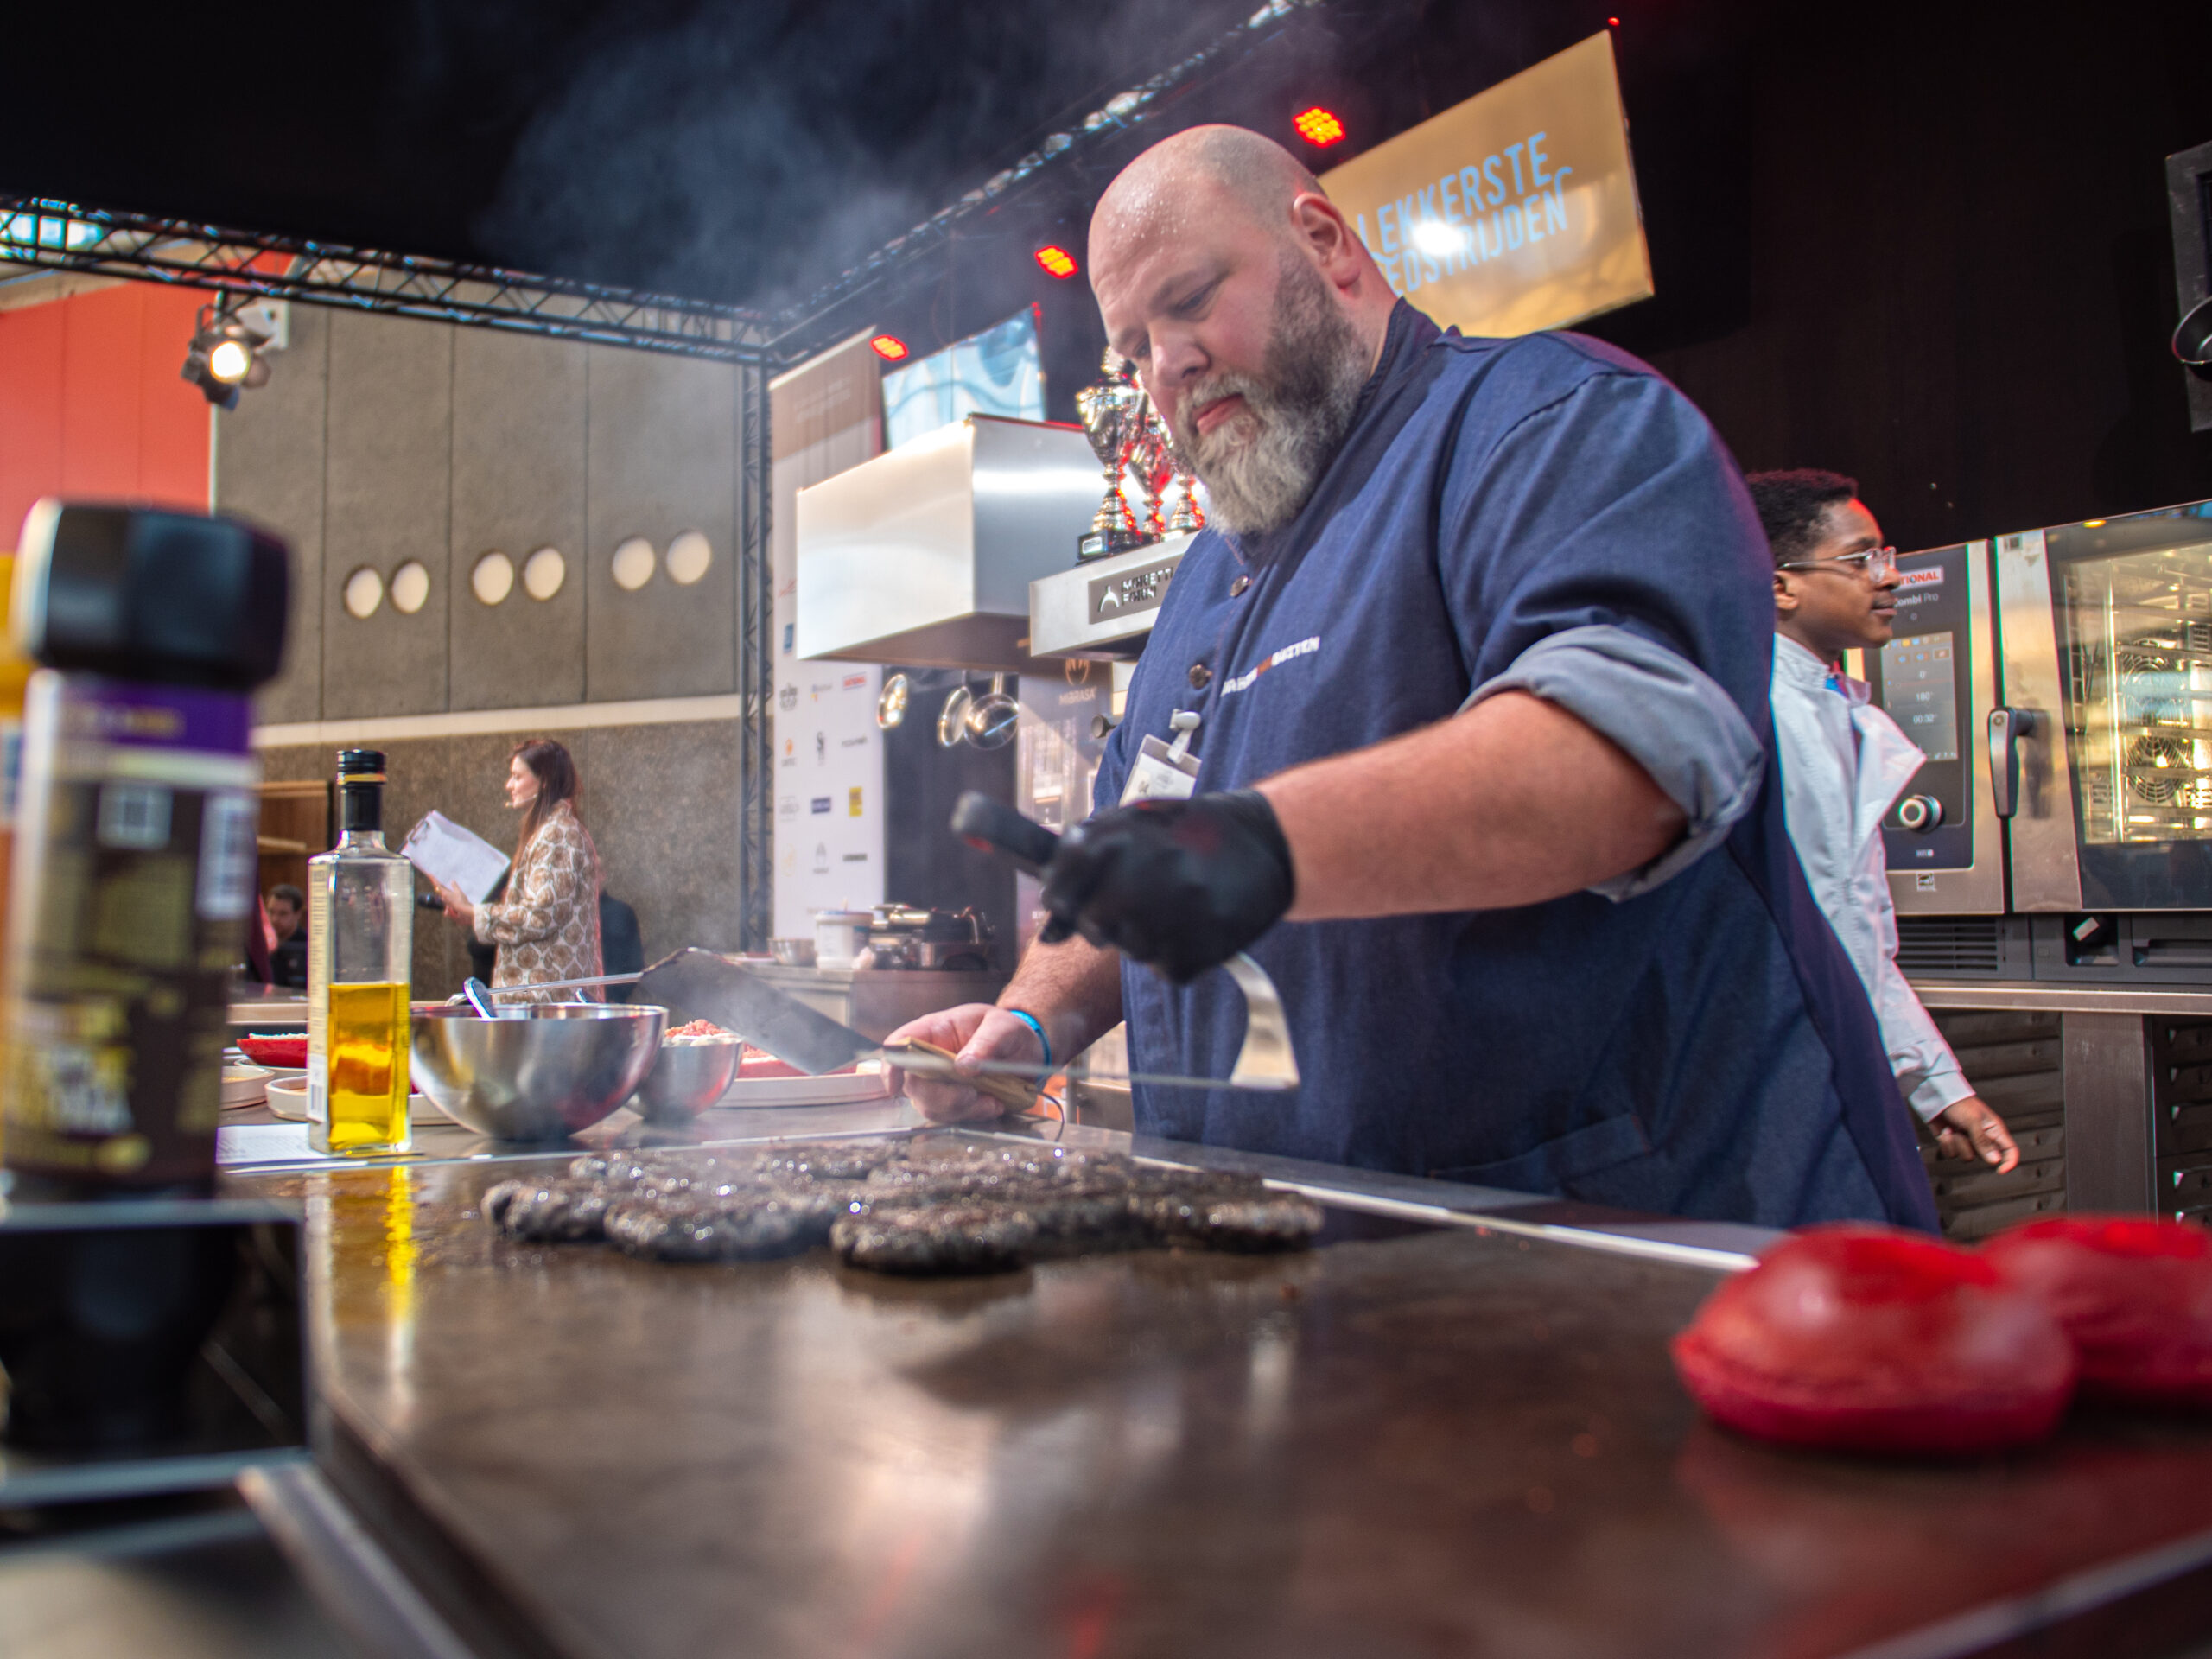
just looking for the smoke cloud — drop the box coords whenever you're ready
[469,0,1261,310]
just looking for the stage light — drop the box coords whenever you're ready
[1293,106,1346,148]
[870,334,910,362]
[207,338,252,385]
[1035,245,1078,279]
[181,301,281,409]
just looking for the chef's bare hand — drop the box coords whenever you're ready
[882,1004,1042,1123]
[1933,1096,2018,1172]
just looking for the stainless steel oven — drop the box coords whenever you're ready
[1869,499,2212,980]
[1865,538,2005,915]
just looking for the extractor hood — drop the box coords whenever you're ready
[796,414,1099,670]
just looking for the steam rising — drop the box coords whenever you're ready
[472,0,1261,309]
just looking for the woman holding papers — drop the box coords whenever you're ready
[431,739,604,1002]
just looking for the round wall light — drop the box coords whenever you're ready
[342,567,384,620]
[389,560,430,615]
[611,537,656,592]
[523,546,566,601]
[666,530,712,586]
[472,551,515,606]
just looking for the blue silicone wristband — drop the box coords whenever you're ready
[1004,1008,1051,1070]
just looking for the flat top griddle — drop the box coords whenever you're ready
[229,1131,2212,1659]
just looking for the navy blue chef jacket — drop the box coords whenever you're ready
[1092,302,1937,1230]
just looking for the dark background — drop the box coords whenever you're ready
[4,0,2208,550]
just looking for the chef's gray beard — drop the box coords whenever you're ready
[1171,251,1370,536]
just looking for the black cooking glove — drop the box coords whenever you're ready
[1038,791,1295,983]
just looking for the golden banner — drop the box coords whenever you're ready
[1320,31,1653,339]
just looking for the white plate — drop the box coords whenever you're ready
[223,1064,274,1108]
[265,1076,440,1124]
[713,1064,895,1108]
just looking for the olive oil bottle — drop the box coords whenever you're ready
[307,751,412,1154]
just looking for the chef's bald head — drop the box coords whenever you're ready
[1086,124,1394,536]
[1091,126,1325,252]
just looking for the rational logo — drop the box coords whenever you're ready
[1219,634,1321,697]
[1896,567,1944,589]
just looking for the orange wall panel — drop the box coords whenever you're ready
[130,288,219,509]
[0,302,66,543]
[0,282,212,546]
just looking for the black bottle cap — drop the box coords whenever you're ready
[336,749,386,780]
[11,500,289,690]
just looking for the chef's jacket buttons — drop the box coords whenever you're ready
[1188,662,1212,690]
[1230,575,1250,598]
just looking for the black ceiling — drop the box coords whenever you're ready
[0,0,1302,310]
[0,0,1638,317]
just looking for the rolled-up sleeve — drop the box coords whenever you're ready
[1464,623,1764,899]
[1435,342,1780,903]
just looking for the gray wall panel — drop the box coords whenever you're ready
[584,346,737,702]
[450,331,588,710]
[321,314,452,719]
[219,306,330,725]
[578,721,741,958]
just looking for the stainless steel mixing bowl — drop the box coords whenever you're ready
[410,1004,667,1140]
[632,1039,742,1124]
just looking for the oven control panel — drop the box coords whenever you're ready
[1870,543,1976,873]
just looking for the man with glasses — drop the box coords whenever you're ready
[1751,468,2019,1174]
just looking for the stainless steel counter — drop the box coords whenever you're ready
[1912,977,2212,1015]
[214,1120,2212,1658]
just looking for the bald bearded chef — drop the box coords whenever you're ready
[887,124,1936,1230]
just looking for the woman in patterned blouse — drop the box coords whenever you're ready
[432,739,605,1003]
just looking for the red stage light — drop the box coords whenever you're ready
[869,334,909,362]
[1293,106,1346,148]
[1607,15,1619,24]
[1035,245,1079,279]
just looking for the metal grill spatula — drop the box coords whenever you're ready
[475,927,1299,1095]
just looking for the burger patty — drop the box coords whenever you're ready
[830,1205,1039,1275]
[488,1140,1322,1274]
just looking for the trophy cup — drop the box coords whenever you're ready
[1075,351,1151,562]
[1166,457,1206,535]
[1130,415,1177,540]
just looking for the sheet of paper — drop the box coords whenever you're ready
[401,810,510,902]
[216,1123,333,1166]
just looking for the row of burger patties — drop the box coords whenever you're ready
[1671,1215,2212,1454]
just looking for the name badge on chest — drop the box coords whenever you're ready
[1120,710,1202,804]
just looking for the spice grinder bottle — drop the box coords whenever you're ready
[2,501,289,1200]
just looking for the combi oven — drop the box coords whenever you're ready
[1863,497,2212,982]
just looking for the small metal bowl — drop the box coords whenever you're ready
[633,1039,743,1125]
[410,1003,667,1141]
[769,938,816,967]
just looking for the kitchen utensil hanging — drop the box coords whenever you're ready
[964,674,1019,749]
[937,683,974,748]
[875,673,910,731]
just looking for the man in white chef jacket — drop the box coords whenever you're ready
[1751,468,2019,1172]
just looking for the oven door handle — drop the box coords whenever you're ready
[1987,706,2039,819]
